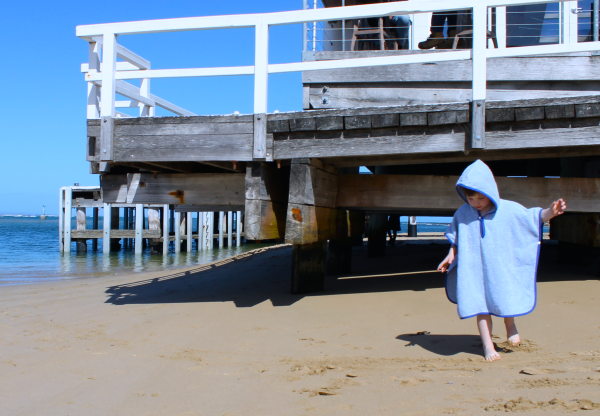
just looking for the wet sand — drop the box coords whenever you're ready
[1,241,599,415]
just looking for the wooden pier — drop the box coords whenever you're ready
[67,0,600,293]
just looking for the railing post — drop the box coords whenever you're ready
[140,76,154,117]
[594,0,599,42]
[100,33,117,170]
[471,5,487,150]
[253,22,269,161]
[87,42,101,119]
[303,0,309,52]
[495,6,506,49]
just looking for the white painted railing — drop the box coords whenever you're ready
[77,0,600,154]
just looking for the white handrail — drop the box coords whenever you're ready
[78,0,600,138]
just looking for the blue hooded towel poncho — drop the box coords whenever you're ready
[445,160,543,319]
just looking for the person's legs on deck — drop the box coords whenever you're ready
[391,15,411,49]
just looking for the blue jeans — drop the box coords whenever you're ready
[391,15,411,49]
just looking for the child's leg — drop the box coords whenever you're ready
[504,317,521,346]
[477,314,501,361]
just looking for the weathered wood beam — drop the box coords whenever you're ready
[302,55,600,83]
[244,162,289,240]
[101,173,244,205]
[274,132,465,160]
[328,145,600,168]
[197,161,246,173]
[337,174,600,213]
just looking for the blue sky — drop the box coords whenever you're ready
[0,0,306,215]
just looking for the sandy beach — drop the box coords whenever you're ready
[1,240,600,415]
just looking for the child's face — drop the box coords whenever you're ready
[466,193,492,212]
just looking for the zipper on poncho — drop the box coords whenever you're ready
[478,211,494,238]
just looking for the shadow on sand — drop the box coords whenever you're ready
[395,333,483,356]
[104,242,597,309]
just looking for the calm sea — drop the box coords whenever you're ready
[0,216,476,286]
[0,216,276,286]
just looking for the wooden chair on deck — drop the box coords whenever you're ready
[351,17,398,51]
[451,30,498,49]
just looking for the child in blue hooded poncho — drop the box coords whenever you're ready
[437,160,567,362]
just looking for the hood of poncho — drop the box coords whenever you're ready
[456,160,500,211]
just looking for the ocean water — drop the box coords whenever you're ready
[0,216,274,286]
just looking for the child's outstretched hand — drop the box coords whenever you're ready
[550,198,567,216]
[542,198,567,222]
[437,247,455,273]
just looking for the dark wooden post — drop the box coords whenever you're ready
[110,206,121,252]
[350,211,366,246]
[291,240,328,294]
[326,237,353,275]
[367,213,387,257]
[92,207,99,251]
[123,208,129,248]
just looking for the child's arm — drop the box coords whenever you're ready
[437,245,457,273]
[541,198,567,222]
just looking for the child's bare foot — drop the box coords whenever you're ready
[504,317,521,347]
[477,315,501,362]
[483,344,501,361]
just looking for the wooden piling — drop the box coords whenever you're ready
[163,205,169,255]
[326,237,353,275]
[367,213,387,257]
[123,208,129,248]
[218,211,224,248]
[92,207,99,250]
[187,212,193,253]
[110,207,121,251]
[236,211,242,247]
[135,204,143,254]
[64,188,73,253]
[227,211,233,248]
[408,216,418,237]
[102,203,111,254]
[174,211,181,253]
[148,207,160,254]
[76,207,87,252]
[291,240,327,294]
